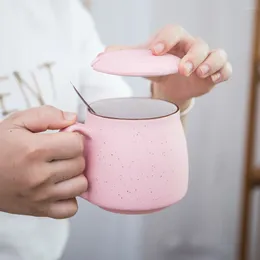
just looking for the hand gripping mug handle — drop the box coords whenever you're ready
[60,123,90,200]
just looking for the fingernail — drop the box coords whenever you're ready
[184,61,193,76]
[63,112,76,121]
[211,73,221,83]
[153,43,165,54]
[199,64,210,76]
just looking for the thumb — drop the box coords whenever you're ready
[10,105,77,133]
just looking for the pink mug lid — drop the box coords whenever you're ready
[91,49,180,77]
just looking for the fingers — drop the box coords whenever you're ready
[47,156,86,183]
[210,62,232,84]
[50,174,88,200]
[149,25,194,55]
[47,198,79,219]
[40,131,85,161]
[104,25,232,84]
[179,38,210,76]
[177,44,232,82]
[148,24,232,82]
[195,48,232,83]
[10,105,77,133]
[196,49,228,78]
[32,174,87,208]
[106,26,194,57]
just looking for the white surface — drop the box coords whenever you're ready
[91,98,178,119]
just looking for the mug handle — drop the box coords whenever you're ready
[60,123,90,200]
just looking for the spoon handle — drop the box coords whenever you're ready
[70,82,96,114]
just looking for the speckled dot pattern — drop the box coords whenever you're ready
[63,98,189,214]
[83,121,187,214]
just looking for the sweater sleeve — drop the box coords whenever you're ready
[71,0,133,108]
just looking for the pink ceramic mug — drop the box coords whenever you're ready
[62,97,188,214]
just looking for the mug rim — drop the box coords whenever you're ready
[88,97,180,121]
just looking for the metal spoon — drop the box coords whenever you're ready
[70,82,96,114]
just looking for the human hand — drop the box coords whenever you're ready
[106,24,232,107]
[0,106,87,219]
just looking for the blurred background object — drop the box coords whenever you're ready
[239,0,260,259]
[62,0,259,260]
[82,0,91,9]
